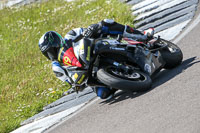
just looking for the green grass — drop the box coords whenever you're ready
[0,0,134,132]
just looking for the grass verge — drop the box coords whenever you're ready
[0,0,134,132]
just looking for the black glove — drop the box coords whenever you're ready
[82,24,101,38]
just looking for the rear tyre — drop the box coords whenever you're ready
[159,39,183,69]
[97,66,152,92]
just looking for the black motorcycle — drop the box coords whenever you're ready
[60,35,183,92]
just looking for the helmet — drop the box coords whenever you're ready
[38,31,65,60]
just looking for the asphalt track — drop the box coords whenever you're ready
[46,8,200,133]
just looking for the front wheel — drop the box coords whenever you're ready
[159,39,183,69]
[97,66,152,92]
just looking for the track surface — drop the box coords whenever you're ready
[47,11,200,133]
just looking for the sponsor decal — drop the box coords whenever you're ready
[106,39,119,45]
[80,43,84,55]
[113,62,119,66]
[121,39,129,44]
[110,47,125,50]
[77,75,85,84]
[103,41,109,45]
[41,45,48,51]
[72,73,79,82]
[58,47,64,62]
[86,46,90,61]
[144,64,151,74]
[74,73,78,79]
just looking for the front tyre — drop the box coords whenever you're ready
[159,39,183,69]
[97,66,152,92]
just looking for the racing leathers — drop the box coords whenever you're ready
[52,19,153,99]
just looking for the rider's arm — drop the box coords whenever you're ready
[82,19,147,40]
[64,28,84,41]
[101,19,147,40]
[52,61,71,86]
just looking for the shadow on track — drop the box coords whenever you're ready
[100,56,200,105]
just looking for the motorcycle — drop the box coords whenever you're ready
[59,34,183,92]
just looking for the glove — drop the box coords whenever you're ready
[82,24,101,38]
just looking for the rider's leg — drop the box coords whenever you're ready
[123,26,155,41]
[101,19,147,41]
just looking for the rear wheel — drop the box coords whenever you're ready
[159,39,183,69]
[97,66,152,92]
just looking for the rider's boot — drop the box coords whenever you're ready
[95,87,117,100]
[143,28,155,48]
[143,28,154,38]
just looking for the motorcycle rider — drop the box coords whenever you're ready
[38,19,154,99]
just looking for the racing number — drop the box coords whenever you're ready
[63,56,72,66]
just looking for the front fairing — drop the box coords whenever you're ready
[76,38,93,66]
[61,38,93,85]
[67,69,88,85]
